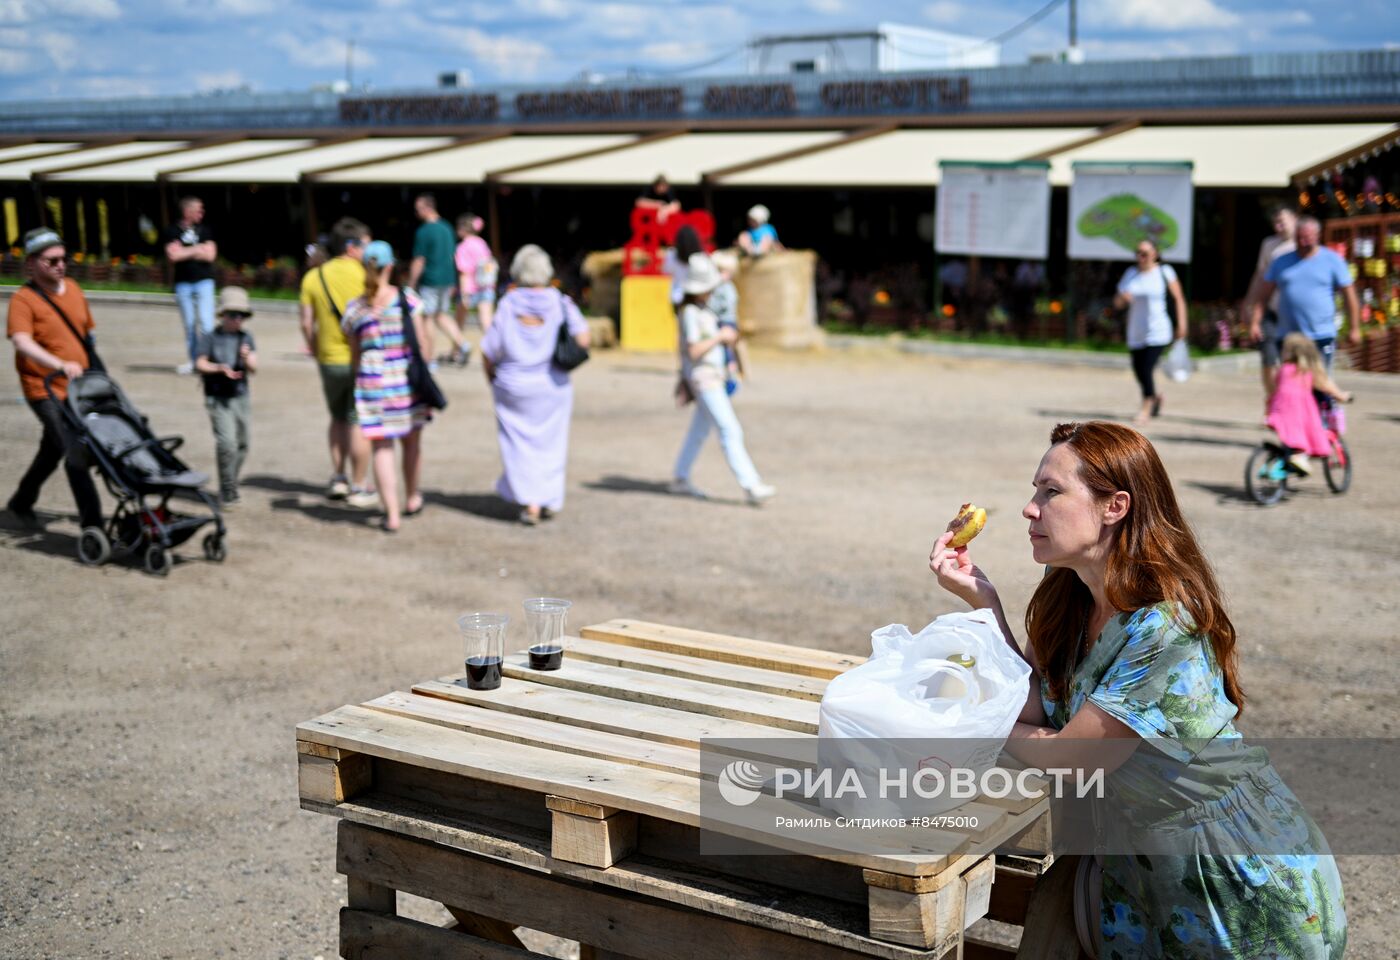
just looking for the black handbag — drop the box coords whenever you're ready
[26,281,106,374]
[553,302,589,372]
[398,290,448,411]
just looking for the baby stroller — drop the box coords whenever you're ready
[47,370,227,575]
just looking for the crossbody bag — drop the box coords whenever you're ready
[25,281,105,374]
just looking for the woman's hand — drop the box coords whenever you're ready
[929,530,998,610]
[717,326,739,346]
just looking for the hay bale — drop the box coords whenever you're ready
[734,249,824,350]
[582,249,625,322]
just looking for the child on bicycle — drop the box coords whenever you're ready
[1268,333,1351,475]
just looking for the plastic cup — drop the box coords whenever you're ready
[523,597,572,670]
[458,612,509,690]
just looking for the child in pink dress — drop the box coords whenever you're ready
[1268,333,1351,475]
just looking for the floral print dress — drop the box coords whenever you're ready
[1042,602,1347,959]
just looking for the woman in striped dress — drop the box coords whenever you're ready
[343,240,432,532]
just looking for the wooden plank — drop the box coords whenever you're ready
[298,739,343,760]
[499,652,820,733]
[347,875,396,913]
[546,795,623,819]
[1014,857,1085,960]
[368,691,702,778]
[566,637,830,701]
[863,855,981,895]
[579,619,862,679]
[412,677,811,748]
[985,865,1038,926]
[339,820,934,960]
[551,808,638,868]
[866,857,994,951]
[1000,812,1053,857]
[965,938,1019,959]
[341,908,546,960]
[300,705,959,876]
[444,906,527,948]
[298,751,371,804]
[317,795,933,959]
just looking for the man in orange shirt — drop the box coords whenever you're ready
[6,227,103,530]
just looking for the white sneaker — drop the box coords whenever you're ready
[176,362,194,375]
[667,478,707,499]
[1288,453,1312,476]
[346,488,381,508]
[745,483,777,505]
[327,476,351,500]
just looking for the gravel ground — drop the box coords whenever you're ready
[1,300,1396,958]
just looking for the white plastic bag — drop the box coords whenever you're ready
[817,610,1032,817]
[1161,338,1193,383]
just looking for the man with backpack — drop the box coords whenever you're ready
[5,227,103,531]
[298,217,375,505]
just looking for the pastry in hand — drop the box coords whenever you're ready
[945,503,987,549]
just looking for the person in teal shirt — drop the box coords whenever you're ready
[930,420,1346,960]
[408,193,472,367]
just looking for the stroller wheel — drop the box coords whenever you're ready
[77,527,111,566]
[202,533,227,563]
[143,544,171,577]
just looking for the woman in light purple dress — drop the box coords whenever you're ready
[479,245,591,525]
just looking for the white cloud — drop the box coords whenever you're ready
[923,1,966,26]
[807,0,844,12]
[0,47,29,73]
[35,30,78,70]
[1086,0,1240,31]
[210,0,276,13]
[51,0,119,15]
[270,32,376,69]
[433,24,551,75]
[0,0,28,24]
[638,41,716,63]
[1079,36,1240,59]
[194,69,246,91]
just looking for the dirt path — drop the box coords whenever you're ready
[2,300,1396,958]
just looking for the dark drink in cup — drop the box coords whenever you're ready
[528,644,563,670]
[465,655,503,690]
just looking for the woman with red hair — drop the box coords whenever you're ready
[930,421,1345,959]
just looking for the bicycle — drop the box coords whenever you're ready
[1244,399,1352,505]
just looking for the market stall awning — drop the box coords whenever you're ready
[495,132,847,186]
[0,142,82,166]
[0,140,188,182]
[309,134,637,184]
[714,127,1096,187]
[167,137,456,184]
[1045,124,1398,188]
[45,139,317,182]
[1290,124,1400,184]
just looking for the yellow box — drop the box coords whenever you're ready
[620,275,675,353]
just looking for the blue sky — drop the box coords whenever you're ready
[0,0,1395,100]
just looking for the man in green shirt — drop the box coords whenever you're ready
[409,193,472,367]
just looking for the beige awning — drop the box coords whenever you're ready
[496,132,847,186]
[0,142,82,165]
[310,134,637,184]
[715,127,1096,187]
[47,139,317,182]
[167,137,457,184]
[0,141,188,182]
[1046,124,1399,188]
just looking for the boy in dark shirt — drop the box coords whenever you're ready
[195,287,257,506]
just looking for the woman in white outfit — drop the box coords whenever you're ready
[669,254,775,505]
[1113,239,1187,425]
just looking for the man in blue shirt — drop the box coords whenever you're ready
[1253,215,1360,372]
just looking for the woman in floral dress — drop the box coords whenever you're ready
[929,421,1345,959]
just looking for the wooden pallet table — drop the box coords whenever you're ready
[297,618,1061,960]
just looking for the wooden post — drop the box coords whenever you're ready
[487,184,501,256]
[546,795,637,869]
[297,741,372,805]
[864,856,995,951]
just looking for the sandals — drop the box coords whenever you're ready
[404,498,425,518]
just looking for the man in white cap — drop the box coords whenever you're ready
[738,204,780,258]
[5,227,103,531]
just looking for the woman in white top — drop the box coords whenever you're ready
[669,253,775,505]
[1114,239,1188,425]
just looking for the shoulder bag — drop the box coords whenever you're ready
[397,289,448,411]
[25,281,105,374]
[552,293,590,372]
